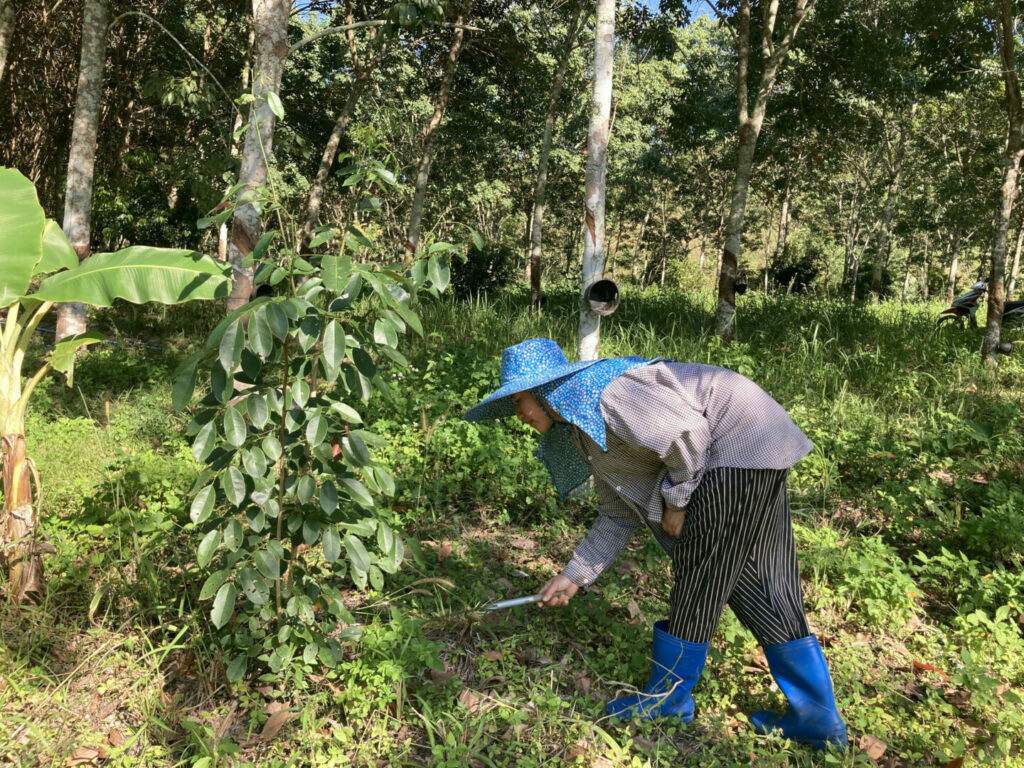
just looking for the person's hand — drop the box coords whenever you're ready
[662,506,686,538]
[538,574,579,608]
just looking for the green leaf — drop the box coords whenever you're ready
[369,564,384,592]
[266,302,289,340]
[427,255,450,291]
[341,477,374,508]
[267,91,285,119]
[223,519,244,551]
[34,247,230,306]
[290,379,310,408]
[352,348,376,378]
[322,255,352,293]
[242,447,268,478]
[373,317,398,349]
[296,474,316,504]
[344,534,371,575]
[247,394,269,429]
[295,314,320,352]
[390,301,423,337]
[340,434,370,467]
[329,401,363,424]
[239,567,269,605]
[192,420,218,463]
[39,220,78,274]
[221,466,247,507]
[199,569,229,601]
[305,413,328,447]
[226,655,247,683]
[321,320,345,383]
[190,485,216,525]
[319,481,338,513]
[46,332,106,386]
[249,307,274,359]
[172,350,204,410]
[470,228,485,251]
[223,405,247,448]
[0,167,45,306]
[308,227,338,249]
[211,582,238,629]
[302,518,321,547]
[197,528,221,567]
[254,549,280,580]
[219,319,244,373]
[322,526,341,563]
[343,518,376,537]
[262,435,282,462]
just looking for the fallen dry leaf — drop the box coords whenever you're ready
[481,650,502,661]
[508,534,536,550]
[627,599,643,620]
[573,673,592,695]
[965,382,978,393]
[438,542,453,561]
[458,688,482,713]
[593,757,615,768]
[65,747,100,767]
[429,667,455,684]
[943,689,972,711]
[633,735,656,751]
[107,730,124,748]
[858,734,887,759]
[944,757,964,768]
[258,709,294,743]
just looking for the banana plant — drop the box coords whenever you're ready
[0,167,231,603]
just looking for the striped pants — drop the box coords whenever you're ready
[668,466,810,645]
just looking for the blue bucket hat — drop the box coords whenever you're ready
[463,338,600,423]
[464,338,656,497]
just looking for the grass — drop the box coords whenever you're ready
[2,288,1023,766]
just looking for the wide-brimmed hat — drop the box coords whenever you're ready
[463,338,600,423]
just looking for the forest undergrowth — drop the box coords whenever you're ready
[1,288,1023,767]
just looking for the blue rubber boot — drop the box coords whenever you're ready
[606,620,709,721]
[751,635,848,750]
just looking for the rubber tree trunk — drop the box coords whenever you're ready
[577,0,615,362]
[984,0,1024,367]
[219,21,255,262]
[529,2,585,309]
[946,228,961,304]
[870,105,914,300]
[849,228,871,303]
[768,179,791,293]
[227,0,291,314]
[1008,223,1023,299]
[716,0,815,344]
[0,0,16,86]
[405,15,467,256]
[56,0,108,342]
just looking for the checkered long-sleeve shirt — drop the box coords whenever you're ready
[560,361,813,587]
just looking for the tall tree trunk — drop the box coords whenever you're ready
[301,57,381,250]
[849,228,871,303]
[220,20,255,262]
[577,0,615,361]
[921,236,930,300]
[946,228,961,303]
[984,0,1024,366]
[226,0,291,314]
[697,193,710,273]
[871,105,914,300]
[0,0,15,86]
[768,179,791,294]
[1008,222,1023,299]
[632,207,650,281]
[717,0,815,344]
[529,2,585,308]
[901,246,913,304]
[55,0,109,342]
[405,15,468,255]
